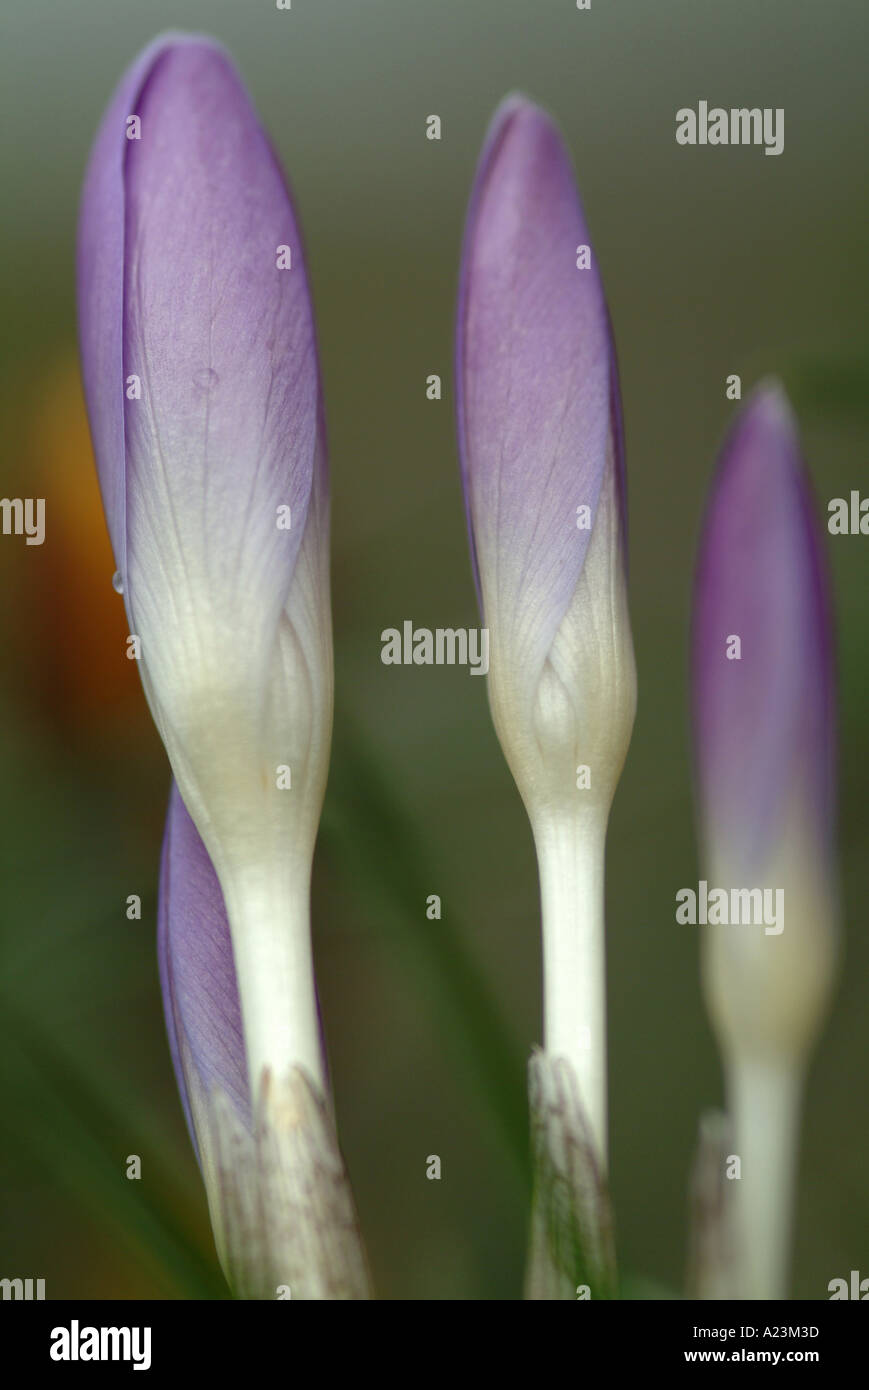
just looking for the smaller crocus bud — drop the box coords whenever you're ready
[159,784,370,1300]
[691,382,838,1299]
[456,95,636,1298]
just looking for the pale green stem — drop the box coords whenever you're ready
[726,1056,802,1299]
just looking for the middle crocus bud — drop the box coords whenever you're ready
[77,35,331,1101]
[456,96,636,1172]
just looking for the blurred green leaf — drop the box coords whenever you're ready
[322,714,531,1189]
[0,999,228,1299]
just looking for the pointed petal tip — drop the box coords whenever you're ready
[751,373,789,409]
[713,379,804,509]
[469,90,581,223]
[97,32,238,120]
[489,89,535,120]
[124,29,234,71]
[483,93,573,181]
[484,90,546,140]
[742,376,799,443]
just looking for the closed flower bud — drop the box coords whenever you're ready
[457,95,636,1297]
[691,381,838,1298]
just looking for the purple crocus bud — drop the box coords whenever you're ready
[691,381,838,1299]
[456,96,636,1166]
[77,36,350,1293]
[77,34,330,1095]
[159,784,370,1299]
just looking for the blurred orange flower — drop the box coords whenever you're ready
[14,352,146,736]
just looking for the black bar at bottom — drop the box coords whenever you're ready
[0,1298,864,1373]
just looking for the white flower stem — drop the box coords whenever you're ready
[224,865,326,1100]
[726,1056,802,1299]
[534,812,609,1167]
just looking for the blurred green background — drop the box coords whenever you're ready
[1,0,867,1300]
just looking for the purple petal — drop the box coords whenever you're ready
[691,382,836,873]
[76,32,182,577]
[456,95,620,677]
[77,34,319,637]
[158,781,250,1151]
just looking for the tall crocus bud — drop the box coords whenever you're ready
[77,36,364,1294]
[159,784,370,1299]
[691,382,838,1299]
[456,96,636,1296]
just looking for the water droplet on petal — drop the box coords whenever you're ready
[112,570,124,595]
